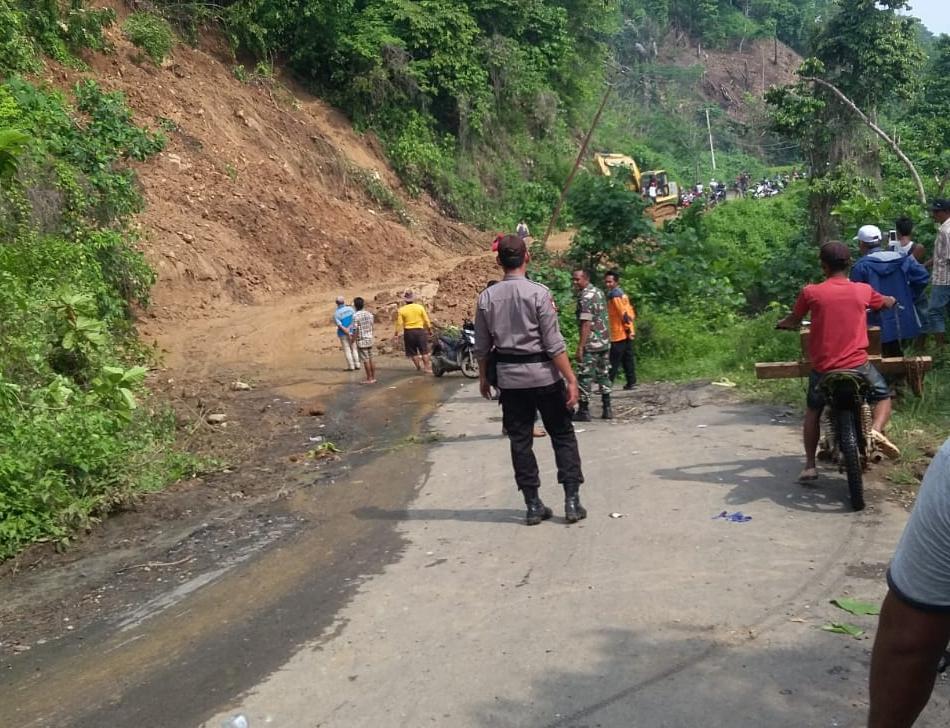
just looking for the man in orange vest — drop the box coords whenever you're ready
[604,270,637,390]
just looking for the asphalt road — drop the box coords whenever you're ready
[4,380,948,727]
[200,385,948,728]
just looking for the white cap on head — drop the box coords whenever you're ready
[855,224,883,245]
[335,295,345,304]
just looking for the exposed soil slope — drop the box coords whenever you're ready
[662,34,802,123]
[47,5,481,322]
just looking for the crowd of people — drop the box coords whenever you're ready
[773,198,950,727]
[678,171,799,209]
[332,289,436,384]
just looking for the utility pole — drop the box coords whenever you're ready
[541,82,613,247]
[704,107,717,171]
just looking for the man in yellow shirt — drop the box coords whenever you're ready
[604,270,637,390]
[395,291,433,374]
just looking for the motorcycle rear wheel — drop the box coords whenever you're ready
[835,408,865,511]
[460,350,479,379]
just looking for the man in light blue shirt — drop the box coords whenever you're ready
[334,296,358,371]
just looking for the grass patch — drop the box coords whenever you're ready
[636,307,950,492]
[123,12,175,65]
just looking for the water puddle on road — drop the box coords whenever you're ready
[0,375,452,727]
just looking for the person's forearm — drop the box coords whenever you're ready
[551,352,576,383]
[869,591,950,728]
[577,322,591,352]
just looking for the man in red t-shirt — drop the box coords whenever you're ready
[777,241,899,481]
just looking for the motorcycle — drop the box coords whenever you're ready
[431,320,479,378]
[814,371,877,511]
[778,320,888,511]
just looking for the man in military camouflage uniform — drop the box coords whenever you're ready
[572,270,612,421]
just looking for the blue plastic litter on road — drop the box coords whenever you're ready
[712,510,752,523]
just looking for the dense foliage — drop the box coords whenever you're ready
[214,0,834,229]
[123,11,176,65]
[766,0,930,241]
[0,16,191,557]
[628,0,833,52]
[0,0,116,70]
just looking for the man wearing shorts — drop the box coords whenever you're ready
[352,297,376,384]
[777,241,899,482]
[869,436,950,727]
[395,291,433,374]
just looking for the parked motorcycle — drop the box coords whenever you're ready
[431,320,479,378]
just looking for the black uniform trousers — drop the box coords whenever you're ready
[500,380,583,491]
[609,338,637,385]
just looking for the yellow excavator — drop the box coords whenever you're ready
[593,153,680,225]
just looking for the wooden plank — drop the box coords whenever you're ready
[755,356,933,380]
[756,361,809,379]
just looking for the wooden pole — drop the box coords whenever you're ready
[541,83,613,248]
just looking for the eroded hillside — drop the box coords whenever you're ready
[44,6,481,321]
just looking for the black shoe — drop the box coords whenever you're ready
[572,402,591,422]
[601,394,613,420]
[523,488,553,526]
[623,383,636,390]
[563,483,587,523]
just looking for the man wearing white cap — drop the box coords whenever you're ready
[851,224,929,357]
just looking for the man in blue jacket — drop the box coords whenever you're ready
[850,225,930,357]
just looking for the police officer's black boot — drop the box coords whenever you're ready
[523,487,553,526]
[573,400,591,422]
[563,483,587,524]
[601,393,613,420]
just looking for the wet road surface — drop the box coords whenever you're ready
[4,380,949,727]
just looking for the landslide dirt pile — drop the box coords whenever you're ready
[429,254,500,324]
[48,5,481,319]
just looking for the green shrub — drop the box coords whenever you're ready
[123,12,175,64]
[0,0,115,72]
[0,76,180,559]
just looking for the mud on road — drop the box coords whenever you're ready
[0,375,735,658]
[0,359,458,725]
[1,372,939,727]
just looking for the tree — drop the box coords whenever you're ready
[566,172,652,271]
[766,0,925,241]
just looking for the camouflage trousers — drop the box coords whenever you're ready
[577,349,611,404]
